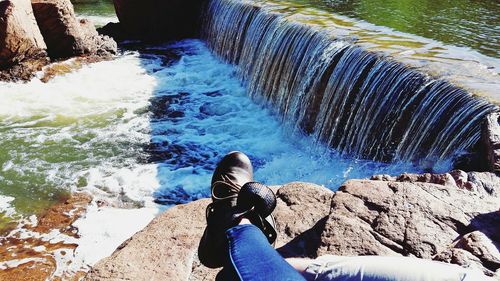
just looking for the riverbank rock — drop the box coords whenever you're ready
[108,0,205,42]
[86,173,500,280]
[320,177,499,276]
[32,0,117,59]
[0,0,48,80]
[483,112,500,173]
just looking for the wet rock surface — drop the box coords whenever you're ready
[86,174,500,280]
[0,193,92,281]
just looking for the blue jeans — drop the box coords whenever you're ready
[216,224,306,281]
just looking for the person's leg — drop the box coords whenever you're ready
[199,151,303,280]
[285,258,313,276]
[291,255,494,281]
[218,219,306,281]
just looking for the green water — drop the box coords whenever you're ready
[0,54,154,233]
[0,108,138,231]
[282,0,499,58]
[72,0,115,17]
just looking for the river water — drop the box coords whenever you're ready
[0,0,497,277]
[281,0,499,58]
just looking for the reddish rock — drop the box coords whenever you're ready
[456,231,500,270]
[370,174,396,181]
[0,0,48,80]
[85,183,334,281]
[0,0,46,67]
[396,172,457,186]
[32,0,116,59]
[449,169,469,188]
[434,248,485,271]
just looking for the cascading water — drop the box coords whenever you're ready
[202,0,498,168]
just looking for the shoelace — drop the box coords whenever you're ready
[211,174,241,201]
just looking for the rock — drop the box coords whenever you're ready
[32,0,116,59]
[319,178,500,276]
[396,172,457,186]
[370,174,396,181]
[86,174,500,280]
[78,18,117,55]
[0,0,46,66]
[97,22,126,42]
[85,199,218,281]
[467,172,500,197]
[482,112,500,173]
[433,248,485,272]
[0,0,48,80]
[111,0,205,41]
[456,231,500,271]
[273,182,334,258]
[86,183,334,280]
[449,170,469,188]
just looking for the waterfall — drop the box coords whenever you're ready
[201,0,497,166]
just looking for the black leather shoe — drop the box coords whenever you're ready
[210,151,254,203]
[198,152,277,268]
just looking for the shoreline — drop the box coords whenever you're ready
[0,192,158,280]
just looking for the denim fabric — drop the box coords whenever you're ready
[218,224,306,281]
[303,255,494,281]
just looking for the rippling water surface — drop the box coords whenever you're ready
[0,39,424,230]
[279,0,500,58]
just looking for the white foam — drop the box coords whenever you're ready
[72,204,158,266]
[0,54,155,119]
[0,258,47,270]
[0,195,16,217]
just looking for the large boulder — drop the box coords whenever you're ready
[86,174,500,280]
[0,0,48,79]
[109,0,205,41]
[32,0,116,59]
[85,183,333,281]
[319,178,499,276]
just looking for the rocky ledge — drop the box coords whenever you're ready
[85,170,500,280]
[0,0,117,82]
